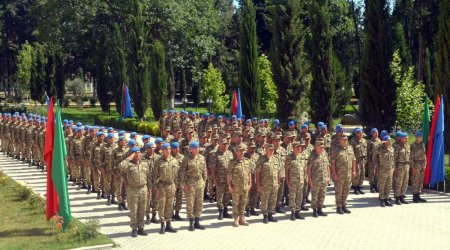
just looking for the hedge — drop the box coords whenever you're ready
[93,115,160,136]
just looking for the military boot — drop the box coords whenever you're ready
[123,203,129,211]
[223,207,232,219]
[342,206,351,214]
[317,208,327,217]
[137,228,148,236]
[217,209,224,220]
[275,206,284,214]
[395,197,402,205]
[159,222,165,234]
[290,211,296,221]
[352,186,359,195]
[262,214,269,224]
[111,195,118,205]
[173,211,183,221]
[301,202,309,211]
[194,217,206,230]
[305,197,311,203]
[165,221,177,233]
[357,186,365,194]
[336,207,344,215]
[86,185,92,195]
[370,184,376,193]
[101,191,106,199]
[374,185,379,192]
[412,194,420,203]
[250,208,259,216]
[145,215,151,225]
[118,203,124,211]
[96,191,101,199]
[106,195,111,206]
[76,183,82,191]
[238,215,249,226]
[380,199,386,207]
[188,218,195,231]
[384,199,393,207]
[232,216,239,227]
[295,211,305,220]
[418,194,427,202]
[313,209,318,218]
[268,213,278,222]
[150,212,158,223]
[400,195,409,204]
[131,229,138,237]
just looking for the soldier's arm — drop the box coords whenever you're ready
[152,158,160,188]
[201,156,207,181]
[284,157,291,187]
[329,151,337,178]
[307,159,314,187]
[179,157,188,187]
[146,162,153,191]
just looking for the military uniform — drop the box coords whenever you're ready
[350,137,367,193]
[307,149,329,215]
[367,137,382,191]
[330,142,355,212]
[256,154,280,220]
[285,149,307,218]
[210,148,233,218]
[394,142,410,203]
[154,155,179,223]
[172,152,185,218]
[100,142,116,203]
[90,140,103,197]
[410,140,427,202]
[228,156,251,221]
[373,143,395,205]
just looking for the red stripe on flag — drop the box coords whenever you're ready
[424,95,441,185]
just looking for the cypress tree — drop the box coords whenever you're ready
[149,41,167,120]
[435,0,450,149]
[267,0,308,125]
[239,0,260,117]
[54,49,65,103]
[359,0,395,130]
[110,23,129,114]
[95,34,111,112]
[30,43,46,104]
[44,49,56,98]
[309,0,335,126]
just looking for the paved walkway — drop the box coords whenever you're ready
[1,153,450,250]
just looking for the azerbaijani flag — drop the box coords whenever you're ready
[122,84,134,119]
[422,96,431,149]
[231,89,238,115]
[237,88,243,119]
[429,95,445,187]
[44,97,58,220]
[424,95,441,186]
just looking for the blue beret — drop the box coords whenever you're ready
[76,127,83,133]
[395,131,402,137]
[383,135,391,141]
[68,120,73,124]
[252,117,257,121]
[189,141,199,148]
[118,136,126,142]
[130,147,140,153]
[320,124,327,130]
[161,143,171,149]
[162,110,167,113]
[205,113,210,116]
[99,126,105,130]
[380,130,388,138]
[218,115,222,119]
[142,135,151,140]
[76,122,82,127]
[28,118,33,121]
[96,132,104,137]
[354,128,362,133]
[107,127,114,133]
[84,125,90,130]
[288,121,295,127]
[274,119,280,124]
[155,137,163,144]
[127,139,137,147]
[415,131,423,137]
[130,132,137,137]
[370,128,378,135]
[232,115,236,118]
[335,124,342,129]
[246,119,252,124]
[317,122,324,128]
[302,124,308,129]
[171,142,180,148]
[106,133,115,140]
[63,119,68,123]
[119,130,126,136]
[399,132,408,139]
[336,127,343,133]
[145,142,156,149]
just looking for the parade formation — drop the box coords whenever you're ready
[0,110,427,237]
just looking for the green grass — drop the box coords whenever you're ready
[0,175,114,250]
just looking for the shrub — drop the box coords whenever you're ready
[89,97,97,108]
[73,219,101,243]
[28,194,46,214]
[15,185,32,201]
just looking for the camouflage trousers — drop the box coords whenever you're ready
[276,177,285,208]
[103,170,115,196]
[368,161,378,186]
[303,175,310,202]
[216,181,231,209]
[260,184,278,215]
[411,164,425,194]
[378,167,394,200]
[91,166,101,190]
[394,163,409,197]
[232,187,249,216]
[24,145,32,161]
[174,185,183,212]
[128,186,147,229]
[246,175,258,209]
[72,161,81,180]
[334,176,351,207]
[185,180,205,219]
[83,161,92,185]
[289,182,304,212]
[114,174,127,204]
[206,175,215,198]
[352,159,366,187]
[158,183,176,222]
[14,140,20,156]
[311,181,327,209]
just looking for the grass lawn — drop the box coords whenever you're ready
[0,175,114,250]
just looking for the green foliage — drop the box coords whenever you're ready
[239,0,260,117]
[73,219,100,243]
[258,54,277,116]
[392,23,412,73]
[309,0,335,126]
[149,41,167,120]
[110,23,129,114]
[45,49,57,98]
[332,54,352,116]
[15,184,32,201]
[15,41,34,102]
[95,34,112,113]
[201,63,229,114]
[54,49,65,103]
[392,50,427,132]
[66,78,86,109]
[27,194,46,214]
[267,0,309,125]
[30,43,47,104]
[93,116,159,136]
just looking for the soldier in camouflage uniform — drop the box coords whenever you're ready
[330,135,356,215]
[118,147,151,237]
[114,136,129,211]
[350,128,367,195]
[367,128,381,193]
[154,143,178,234]
[273,135,287,213]
[91,132,105,199]
[410,131,427,203]
[71,128,85,190]
[308,140,329,217]
[100,133,117,205]
[227,143,251,227]
[393,132,410,205]
[37,119,46,171]
[256,144,280,224]
[316,124,331,154]
[20,118,27,161]
[210,138,233,220]
[83,127,96,194]
[244,141,260,216]
[179,141,207,231]
[373,135,394,207]
[142,141,159,224]
[285,141,307,221]
[24,118,34,164]
[171,142,185,221]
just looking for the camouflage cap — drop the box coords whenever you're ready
[235,143,248,151]
[248,141,257,148]
[339,135,349,140]
[220,138,229,144]
[212,134,219,140]
[265,143,274,149]
[304,133,311,139]
[314,139,324,146]
[272,134,281,141]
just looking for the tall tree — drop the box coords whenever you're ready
[239,0,260,117]
[45,48,56,98]
[435,0,450,149]
[110,23,129,114]
[149,41,168,120]
[54,49,65,103]
[309,0,335,126]
[128,0,150,120]
[359,0,396,130]
[15,41,33,102]
[267,0,308,124]
[30,43,46,104]
[95,34,111,112]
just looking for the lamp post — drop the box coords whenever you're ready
[182,97,188,111]
[207,97,213,114]
[107,91,113,115]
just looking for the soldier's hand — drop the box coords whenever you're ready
[352,171,356,178]
[184,184,189,193]
[333,174,339,182]
[156,189,161,199]
[257,185,263,193]
[411,168,416,176]
[309,181,314,188]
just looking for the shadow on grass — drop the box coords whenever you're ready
[0,227,51,238]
